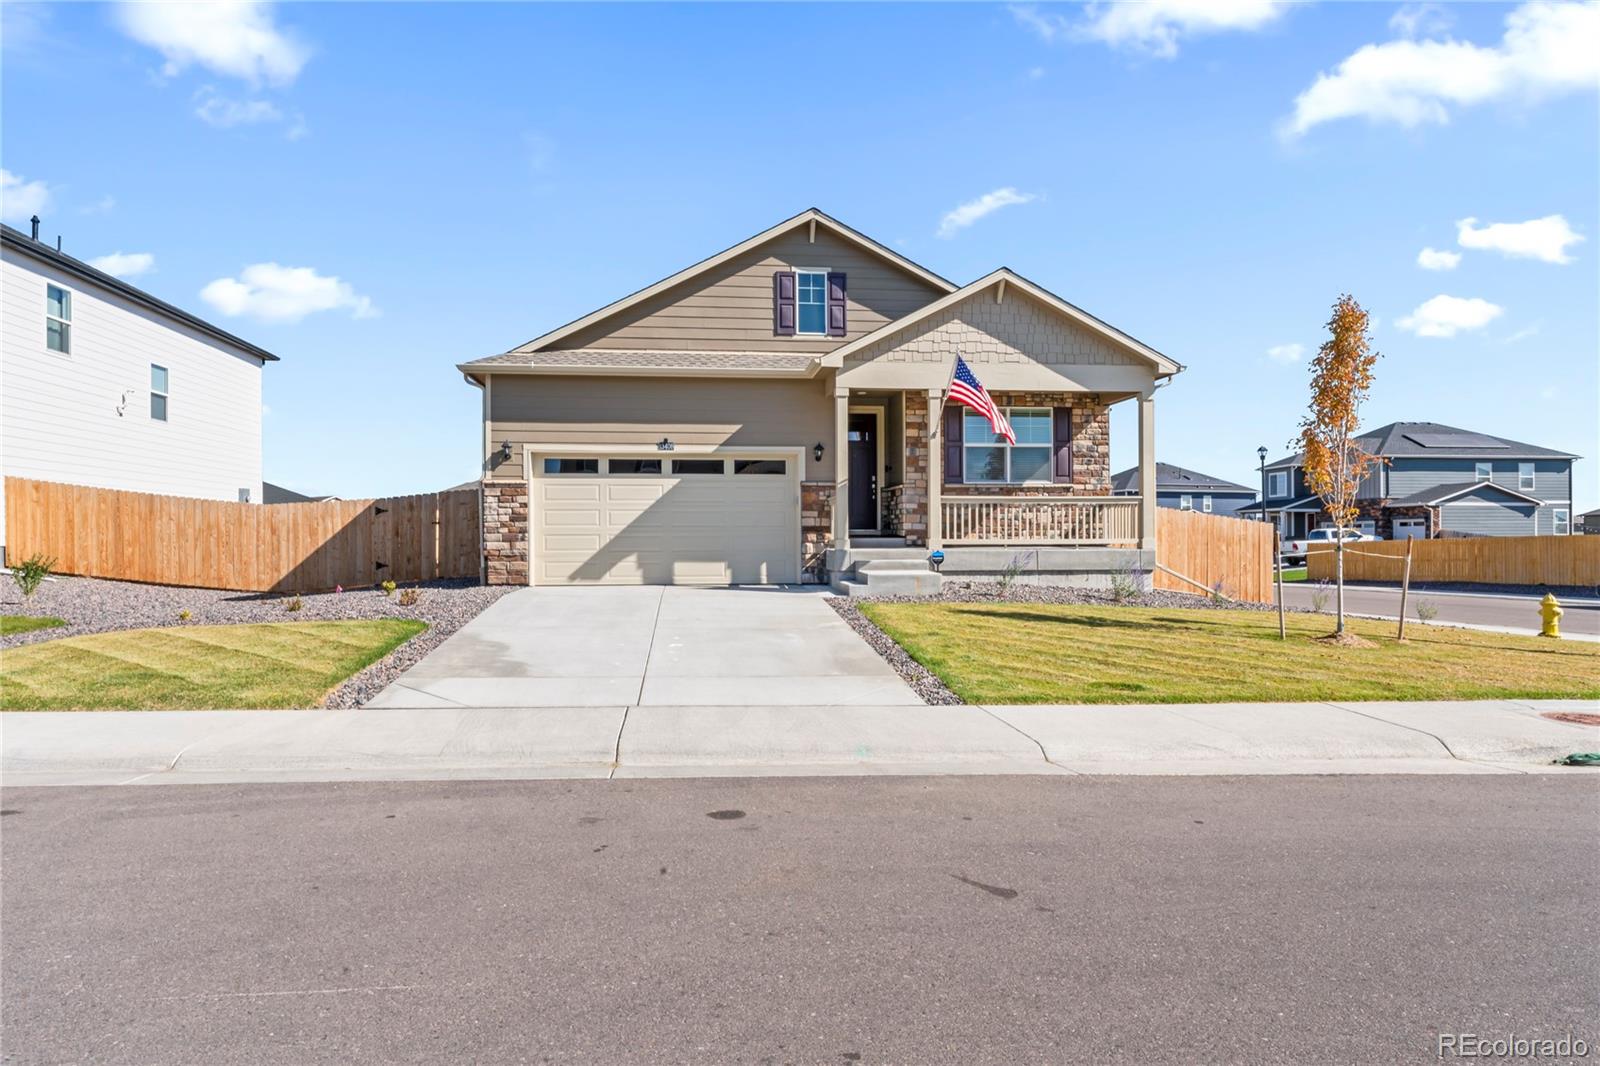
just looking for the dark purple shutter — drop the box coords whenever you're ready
[944,405,964,484]
[826,272,847,337]
[1052,407,1072,483]
[773,271,796,336]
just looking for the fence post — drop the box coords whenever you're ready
[1396,536,1414,641]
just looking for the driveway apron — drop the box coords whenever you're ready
[366,586,921,708]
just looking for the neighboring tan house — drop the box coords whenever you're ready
[458,209,1181,592]
[1110,462,1255,518]
[1241,422,1578,540]
[1,219,277,551]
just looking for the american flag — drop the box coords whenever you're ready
[948,356,1015,444]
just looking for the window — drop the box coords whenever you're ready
[672,459,724,475]
[150,364,169,421]
[1518,462,1535,490]
[1554,508,1570,535]
[1267,471,1289,498]
[46,284,71,353]
[608,458,661,475]
[1179,495,1193,511]
[1356,520,1376,536]
[796,270,827,335]
[238,488,252,503]
[1202,495,1213,514]
[544,458,599,475]
[734,459,786,475]
[963,407,1051,484]
[1474,461,1492,480]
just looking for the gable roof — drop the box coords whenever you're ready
[1,222,280,363]
[513,208,957,355]
[818,268,1181,376]
[1386,481,1546,508]
[1264,421,1578,468]
[1110,462,1253,494]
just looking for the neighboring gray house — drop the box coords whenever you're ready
[1241,422,1578,540]
[1578,508,1600,535]
[1111,462,1256,517]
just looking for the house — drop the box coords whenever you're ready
[1577,508,1600,535]
[458,208,1181,591]
[1,219,277,550]
[262,482,338,504]
[1110,462,1255,517]
[1241,422,1578,540]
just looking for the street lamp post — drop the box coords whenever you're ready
[1257,446,1269,525]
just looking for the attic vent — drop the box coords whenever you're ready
[1402,432,1507,449]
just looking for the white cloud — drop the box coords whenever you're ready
[115,0,309,87]
[1503,322,1541,344]
[193,87,282,127]
[1456,214,1583,264]
[937,188,1037,238]
[1389,3,1454,39]
[88,251,155,278]
[200,263,378,323]
[1011,0,1290,58]
[1,168,52,224]
[1397,294,1504,337]
[1284,1,1600,137]
[1416,247,1461,270]
[1266,343,1304,363]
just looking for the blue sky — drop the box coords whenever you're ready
[4,1,1596,511]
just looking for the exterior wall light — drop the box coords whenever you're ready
[499,440,513,461]
[813,442,825,462]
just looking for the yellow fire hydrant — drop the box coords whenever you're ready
[1539,593,1563,638]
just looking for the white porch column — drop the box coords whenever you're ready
[833,388,850,548]
[1138,392,1157,551]
[926,388,943,550]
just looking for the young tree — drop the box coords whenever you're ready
[1299,295,1380,635]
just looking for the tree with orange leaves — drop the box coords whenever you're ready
[1299,295,1381,635]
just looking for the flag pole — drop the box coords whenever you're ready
[931,351,961,439]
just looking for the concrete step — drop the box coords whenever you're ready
[844,547,931,563]
[856,558,933,575]
[833,569,944,597]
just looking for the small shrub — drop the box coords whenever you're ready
[1210,579,1230,605]
[284,594,304,613]
[379,579,397,597]
[1310,580,1331,614]
[178,609,192,622]
[1414,599,1439,623]
[398,587,422,607]
[995,554,1027,595]
[1109,562,1144,604]
[9,553,55,601]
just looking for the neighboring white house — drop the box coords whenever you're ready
[1,220,278,552]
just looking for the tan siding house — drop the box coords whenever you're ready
[462,209,1181,592]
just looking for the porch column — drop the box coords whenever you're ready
[833,388,850,548]
[1138,392,1156,550]
[926,387,943,550]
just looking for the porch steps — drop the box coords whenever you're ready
[830,557,943,598]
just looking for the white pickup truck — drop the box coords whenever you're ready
[1282,526,1377,565]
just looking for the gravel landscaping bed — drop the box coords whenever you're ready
[827,581,1304,705]
[1,575,513,709]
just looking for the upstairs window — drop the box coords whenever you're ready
[1474,461,1492,480]
[150,365,169,421]
[1179,495,1193,511]
[1267,471,1289,498]
[46,284,71,353]
[796,270,827,335]
[1518,462,1535,490]
[1202,495,1213,513]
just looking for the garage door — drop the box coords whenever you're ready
[532,454,799,586]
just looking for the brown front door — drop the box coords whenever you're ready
[848,412,879,531]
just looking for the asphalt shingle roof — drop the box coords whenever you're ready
[1110,462,1254,494]
[1262,421,1578,468]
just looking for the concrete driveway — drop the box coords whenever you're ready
[367,586,921,708]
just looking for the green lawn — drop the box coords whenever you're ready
[1278,567,1308,583]
[1,615,65,636]
[0,620,426,711]
[859,602,1600,705]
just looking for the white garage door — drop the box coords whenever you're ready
[532,454,800,586]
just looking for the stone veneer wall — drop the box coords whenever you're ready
[899,391,930,545]
[800,481,834,582]
[483,481,529,585]
[938,393,1112,497]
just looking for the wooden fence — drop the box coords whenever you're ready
[1154,508,1275,604]
[3,477,480,593]
[1307,534,1600,588]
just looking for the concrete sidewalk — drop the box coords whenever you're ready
[3,700,1595,786]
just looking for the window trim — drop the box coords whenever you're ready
[1267,470,1289,498]
[794,268,829,337]
[1202,495,1213,514]
[960,406,1053,485]
[1474,461,1492,481]
[150,363,169,422]
[1518,462,1535,490]
[1178,494,1193,511]
[1553,508,1570,535]
[46,283,72,355]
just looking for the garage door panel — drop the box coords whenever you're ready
[533,460,797,586]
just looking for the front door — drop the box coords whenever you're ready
[847,411,879,531]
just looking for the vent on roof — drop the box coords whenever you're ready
[1402,432,1507,449]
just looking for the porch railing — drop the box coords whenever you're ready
[941,496,1141,546]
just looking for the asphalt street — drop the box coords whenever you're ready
[3,775,1596,1065]
[1277,582,1600,637]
